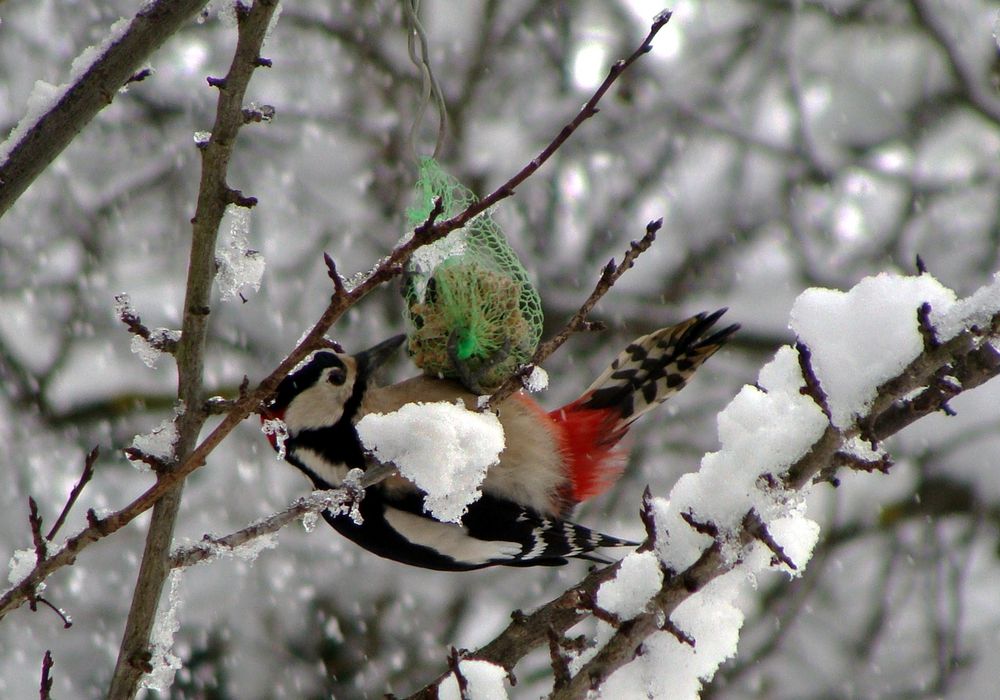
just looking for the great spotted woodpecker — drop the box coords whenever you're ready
[263,310,737,571]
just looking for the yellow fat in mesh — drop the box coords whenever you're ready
[404,159,542,392]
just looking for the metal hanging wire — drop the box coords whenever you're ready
[402,0,448,161]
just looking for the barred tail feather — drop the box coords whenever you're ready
[581,308,739,427]
[552,309,738,506]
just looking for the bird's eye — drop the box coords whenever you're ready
[327,367,347,386]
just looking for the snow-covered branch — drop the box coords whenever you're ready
[406,272,1000,700]
[0,0,211,218]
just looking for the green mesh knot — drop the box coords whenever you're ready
[403,158,543,392]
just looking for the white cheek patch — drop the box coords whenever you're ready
[383,508,522,565]
[284,377,356,432]
[295,448,350,487]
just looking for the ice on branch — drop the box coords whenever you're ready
[439,659,508,700]
[790,273,957,428]
[216,207,265,302]
[261,417,289,460]
[131,329,181,369]
[139,570,183,692]
[356,401,505,523]
[128,405,184,471]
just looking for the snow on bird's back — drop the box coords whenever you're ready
[356,401,505,523]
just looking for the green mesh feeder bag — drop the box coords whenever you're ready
[403,158,543,392]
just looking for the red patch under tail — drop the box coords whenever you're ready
[550,396,630,504]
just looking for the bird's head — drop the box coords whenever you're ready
[263,334,406,437]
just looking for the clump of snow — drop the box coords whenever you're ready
[216,207,265,302]
[790,273,956,428]
[931,271,1000,340]
[523,365,548,393]
[193,130,212,146]
[130,328,180,369]
[596,550,663,619]
[663,346,828,550]
[140,570,184,692]
[438,659,508,700]
[764,506,821,576]
[7,548,39,587]
[356,401,505,523]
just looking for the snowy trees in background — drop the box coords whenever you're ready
[2,1,1000,698]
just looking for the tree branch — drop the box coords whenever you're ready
[107,2,278,697]
[0,0,212,218]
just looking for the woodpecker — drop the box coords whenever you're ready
[263,310,737,571]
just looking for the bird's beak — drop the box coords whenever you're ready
[355,334,406,373]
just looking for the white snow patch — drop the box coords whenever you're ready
[7,548,38,587]
[931,271,1000,340]
[790,273,956,428]
[356,401,505,523]
[216,207,265,302]
[662,346,827,545]
[598,571,745,700]
[765,506,821,575]
[139,569,184,692]
[438,659,508,700]
[596,550,663,620]
[193,130,211,146]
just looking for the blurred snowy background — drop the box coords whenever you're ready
[2,0,1000,697]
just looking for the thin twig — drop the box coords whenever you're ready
[28,498,48,565]
[170,466,396,569]
[486,218,661,408]
[47,447,99,541]
[39,651,54,700]
[743,511,797,571]
[447,647,472,700]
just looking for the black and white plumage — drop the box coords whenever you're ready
[263,311,737,571]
